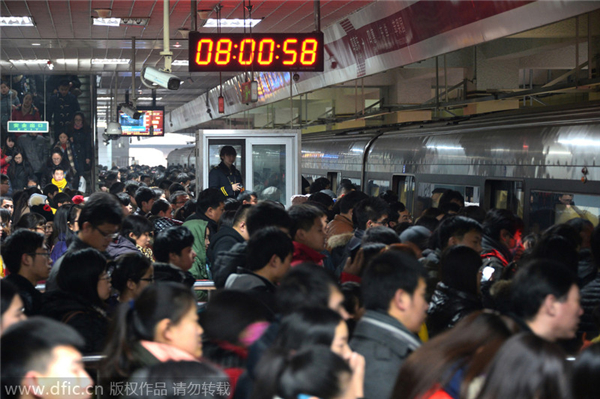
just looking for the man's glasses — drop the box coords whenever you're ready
[93,226,119,240]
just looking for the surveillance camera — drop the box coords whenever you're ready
[142,66,182,90]
[293,73,300,82]
[119,103,143,120]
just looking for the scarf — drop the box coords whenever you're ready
[52,177,67,192]
[53,141,77,174]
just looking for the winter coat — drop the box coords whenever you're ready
[40,158,75,187]
[67,124,93,173]
[225,267,278,318]
[152,262,195,288]
[291,241,325,267]
[11,105,41,122]
[426,282,482,338]
[50,232,70,263]
[48,92,80,137]
[40,290,109,354]
[212,242,247,288]
[579,273,600,340]
[1,90,20,130]
[17,134,49,173]
[184,212,217,280]
[326,214,354,245]
[107,235,139,259]
[7,161,34,191]
[209,161,243,198]
[207,225,245,266]
[4,273,43,316]
[350,310,422,399]
[578,249,597,288]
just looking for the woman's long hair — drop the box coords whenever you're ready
[475,333,571,399]
[100,282,196,385]
[392,311,518,399]
[252,345,351,399]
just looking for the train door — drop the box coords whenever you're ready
[392,175,415,216]
[198,130,301,207]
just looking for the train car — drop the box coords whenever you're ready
[302,102,600,233]
[166,146,196,169]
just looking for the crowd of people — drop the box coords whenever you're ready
[0,156,599,399]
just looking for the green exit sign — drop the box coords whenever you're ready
[7,121,49,133]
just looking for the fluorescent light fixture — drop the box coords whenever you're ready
[0,16,35,26]
[97,97,113,101]
[92,58,130,64]
[426,145,462,150]
[10,59,49,64]
[557,138,600,147]
[32,43,41,46]
[93,17,121,27]
[137,97,163,101]
[56,58,78,63]
[121,18,149,26]
[204,18,261,28]
[171,60,189,66]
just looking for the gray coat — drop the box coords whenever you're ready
[350,310,422,399]
[18,134,49,173]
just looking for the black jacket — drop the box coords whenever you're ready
[579,273,600,340]
[40,290,108,354]
[68,124,93,171]
[225,267,278,319]
[48,92,80,137]
[153,262,196,288]
[208,226,245,265]
[5,273,43,316]
[426,282,482,337]
[212,242,247,288]
[209,162,242,198]
[7,161,34,191]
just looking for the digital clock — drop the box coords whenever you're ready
[188,32,324,72]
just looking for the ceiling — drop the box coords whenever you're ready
[0,0,375,113]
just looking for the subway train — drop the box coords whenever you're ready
[169,102,600,233]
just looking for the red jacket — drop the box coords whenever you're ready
[291,241,326,267]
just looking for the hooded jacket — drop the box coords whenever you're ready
[208,225,245,265]
[107,235,139,259]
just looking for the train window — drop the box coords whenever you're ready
[486,180,524,218]
[367,180,390,197]
[393,175,415,216]
[529,191,599,233]
[252,144,287,206]
[327,172,339,194]
[416,183,480,215]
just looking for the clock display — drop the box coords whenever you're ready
[188,32,324,72]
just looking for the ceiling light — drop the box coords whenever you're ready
[94,9,112,18]
[97,97,113,101]
[32,43,41,46]
[0,16,35,27]
[173,42,182,48]
[10,59,49,64]
[171,60,189,66]
[92,58,130,64]
[137,97,163,101]
[93,17,121,27]
[203,19,261,28]
[56,58,78,63]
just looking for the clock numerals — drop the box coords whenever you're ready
[282,39,298,65]
[215,39,233,65]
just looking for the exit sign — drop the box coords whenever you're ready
[241,81,258,104]
[7,121,49,133]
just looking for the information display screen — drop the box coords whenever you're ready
[118,107,164,136]
[189,32,324,72]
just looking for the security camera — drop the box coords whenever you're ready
[119,103,143,120]
[293,73,300,82]
[141,66,182,90]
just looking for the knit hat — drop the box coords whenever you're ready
[28,193,47,207]
[30,204,54,222]
[399,225,431,249]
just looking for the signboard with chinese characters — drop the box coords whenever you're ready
[7,121,49,133]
